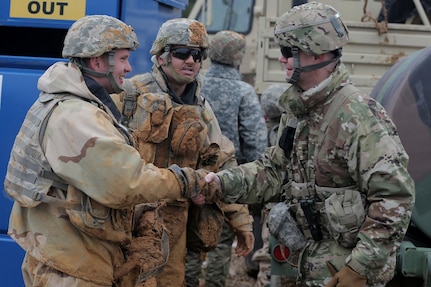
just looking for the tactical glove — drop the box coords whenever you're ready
[169,164,221,203]
[325,264,367,287]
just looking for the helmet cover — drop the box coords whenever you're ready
[260,84,288,119]
[62,15,139,58]
[274,2,349,55]
[150,18,209,55]
[209,30,246,67]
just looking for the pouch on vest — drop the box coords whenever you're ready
[169,105,207,168]
[197,143,221,172]
[114,202,169,282]
[187,201,225,254]
[267,202,307,251]
[324,189,365,248]
[65,185,133,245]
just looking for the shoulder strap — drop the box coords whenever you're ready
[120,80,139,127]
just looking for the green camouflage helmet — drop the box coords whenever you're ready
[274,2,349,55]
[62,15,139,58]
[260,83,288,119]
[150,18,209,55]
[209,30,246,67]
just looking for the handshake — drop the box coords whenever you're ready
[169,164,222,204]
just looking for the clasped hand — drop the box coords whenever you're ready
[190,171,222,206]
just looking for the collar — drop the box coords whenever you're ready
[84,75,122,121]
[279,63,351,117]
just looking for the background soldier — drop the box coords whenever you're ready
[205,2,415,287]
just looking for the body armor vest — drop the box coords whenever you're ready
[284,85,365,247]
[5,93,74,208]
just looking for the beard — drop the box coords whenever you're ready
[164,64,196,85]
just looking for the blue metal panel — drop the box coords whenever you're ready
[0,66,48,232]
[0,235,25,287]
[121,0,185,75]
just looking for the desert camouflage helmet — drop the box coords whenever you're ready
[274,2,349,55]
[209,30,246,67]
[62,15,139,58]
[261,84,288,119]
[150,18,209,55]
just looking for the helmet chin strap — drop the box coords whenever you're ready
[288,47,342,85]
[76,51,123,93]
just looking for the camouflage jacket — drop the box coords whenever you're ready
[202,63,267,164]
[6,62,187,285]
[217,63,415,285]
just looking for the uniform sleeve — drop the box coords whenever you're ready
[43,99,184,209]
[217,113,290,205]
[237,86,268,163]
[346,99,415,282]
[222,203,253,232]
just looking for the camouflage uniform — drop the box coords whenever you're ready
[4,15,211,287]
[214,3,415,286]
[111,19,253,287]
[184,30,267,287]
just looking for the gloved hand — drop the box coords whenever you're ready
[169,165,221,203]
[325,264,367,287]
[234,231,255,257]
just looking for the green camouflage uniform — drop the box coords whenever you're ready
[216,61,415,286]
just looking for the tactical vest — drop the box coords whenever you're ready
[4,93,135,245]
[117,87,224,280]
[283,85,366,248]
[4,93,76,208]
[120,90,219,171]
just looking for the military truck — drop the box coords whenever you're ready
[0,0,189,285]
[188,0,431,93]
[189,0,431,286]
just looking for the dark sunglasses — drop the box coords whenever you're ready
[280,46,293,58]
[171,47,204,63]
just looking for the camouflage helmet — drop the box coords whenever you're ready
[209,30,246,67]
[260,84,288,119]
[62,15,139,58]
[274,2,349,55]
[150,18,209,55]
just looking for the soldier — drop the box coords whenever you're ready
[260,83,289,146]
[4,15,215,287]
[205,2,415,287]
[111,19,254,287]
[185,30,267,287]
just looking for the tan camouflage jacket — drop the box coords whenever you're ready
[111,66,252,232]
[216,63,415,284]
[7,62,190,285]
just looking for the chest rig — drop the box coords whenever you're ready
[280,86,365,246]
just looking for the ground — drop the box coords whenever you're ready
[225,253,257,287]
[198,241,257,287]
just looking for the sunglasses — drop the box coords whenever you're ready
[171,47,204,63]
[280,46,293,58]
